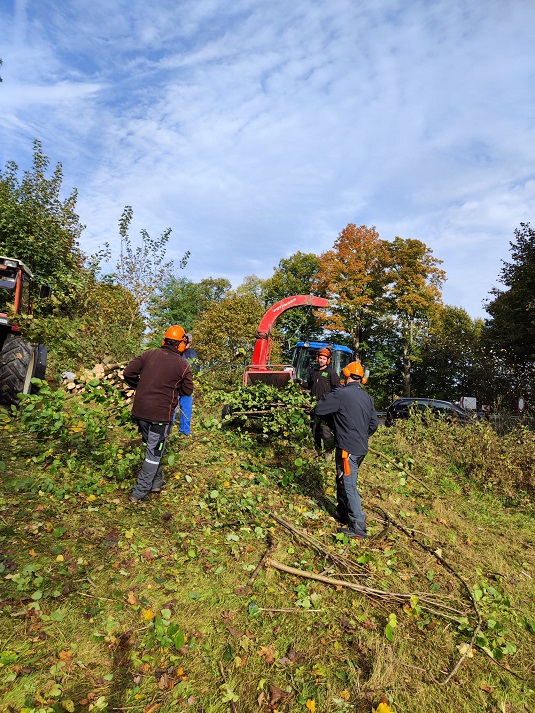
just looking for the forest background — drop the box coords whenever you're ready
[1,142,534,412]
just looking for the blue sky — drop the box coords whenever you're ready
[1,0,534,319]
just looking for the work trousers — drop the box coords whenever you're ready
[131,419,172,499]
[311,415,334,453]
[335,449,367,537]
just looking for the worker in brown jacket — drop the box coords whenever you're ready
[123,325,194,502]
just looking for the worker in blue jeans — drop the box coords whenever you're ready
[178,334,198,436]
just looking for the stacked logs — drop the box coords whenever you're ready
[62,360,135,404]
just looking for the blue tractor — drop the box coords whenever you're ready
[291,341,355,383]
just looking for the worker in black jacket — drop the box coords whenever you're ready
[306,347,340,456]
[123,325,193,502]
[314,361,378,539]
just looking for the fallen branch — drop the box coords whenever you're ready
[248,533,274,585]
[369,447,437,496]
[266,558,465,620]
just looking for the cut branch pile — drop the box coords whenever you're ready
[62,362,134,403]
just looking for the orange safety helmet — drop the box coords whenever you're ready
[317,346,332,364]
[162,325,187,353]
[342,361,368,385]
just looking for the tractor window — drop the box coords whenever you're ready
[20,274,31,314]
[332,350,353,378]
[0,270,17,312]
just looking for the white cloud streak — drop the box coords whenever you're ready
[1,0,534,317]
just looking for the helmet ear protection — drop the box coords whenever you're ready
[342,361,368,384]
[317,347,332,365]
[162,325,187,353]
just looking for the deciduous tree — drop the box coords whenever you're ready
[384,237,446,396]
[313,225,390,355]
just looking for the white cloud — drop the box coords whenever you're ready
[1,0,534,319]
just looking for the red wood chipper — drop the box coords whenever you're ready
[243,295,328,387]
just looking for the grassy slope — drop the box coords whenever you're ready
[1,401,534,713]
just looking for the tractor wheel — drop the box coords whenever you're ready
[31,344,48,393]
[0,334,37,407]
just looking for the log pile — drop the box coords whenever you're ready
[62,360,135,404]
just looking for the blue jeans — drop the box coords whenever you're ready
[178,394,193,435]
[335,449,367,536]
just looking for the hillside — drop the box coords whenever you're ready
[1,384,534,713]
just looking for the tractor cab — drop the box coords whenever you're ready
[0,256,33,323]
[291,341,354,382]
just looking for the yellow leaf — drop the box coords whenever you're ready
[87,494,97,502]
[29,549,37,557]
[306,700,316,712]
[141,609,155,621]
[372,697,395,713]
[56,555,64,562]
[124,529,134,539]
[340,690,350,700]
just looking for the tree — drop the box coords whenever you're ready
[263,252,324,348]
[410,305,485,400]
[485,222,535,365]
[484,222,535,408]
[147,276,231,339]
[313,225,390,356]
[109,205,189,334]
[235,274,266,299]
[383,237,446,396]
[0,140,84,310]
[193,293,266,384]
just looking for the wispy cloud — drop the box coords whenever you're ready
[1,0,534,317]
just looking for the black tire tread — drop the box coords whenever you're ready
[0,334,35,406]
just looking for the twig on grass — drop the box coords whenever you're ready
[475,645,531,683]
[218,661,238,713]
[258,607,323,613]
[369,447,438,496]
[265,558,466,620]
[376,508,482,685]
[77,591,116,602]
[248,532,274,585]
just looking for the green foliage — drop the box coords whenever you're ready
[262,252,325,348]
[485,222,535,404]
[0,140,84,310]
[194,292,267,383]
[209,381,314,445]
[107,205,189,329]
[147,275,231,341]
[12,379,140,496]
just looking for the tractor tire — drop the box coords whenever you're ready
[0,334,37,407]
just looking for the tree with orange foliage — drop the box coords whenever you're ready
[312,224,390,355]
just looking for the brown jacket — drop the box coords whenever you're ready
[123,345,194,423]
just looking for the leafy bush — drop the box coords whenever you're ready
[206,381,315,445]
[10,378,140,495]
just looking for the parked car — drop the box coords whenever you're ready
[384,398,470,426]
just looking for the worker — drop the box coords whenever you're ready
[306,347,340,456]
[314,361,378,539]
[177,333,198,436]
[123,325,194,503]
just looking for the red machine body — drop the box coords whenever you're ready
[243,295,329,387]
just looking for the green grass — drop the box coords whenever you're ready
[1,399,534,713]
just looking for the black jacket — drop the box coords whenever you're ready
[314,382,378,455]
[307,365,340,400]
[123,345,194,423]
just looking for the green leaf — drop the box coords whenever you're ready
[173,631,185,650]
[53,526,67,538]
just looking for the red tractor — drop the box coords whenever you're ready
[0,256,49,406]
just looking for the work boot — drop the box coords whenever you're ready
[338,526,364,540]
